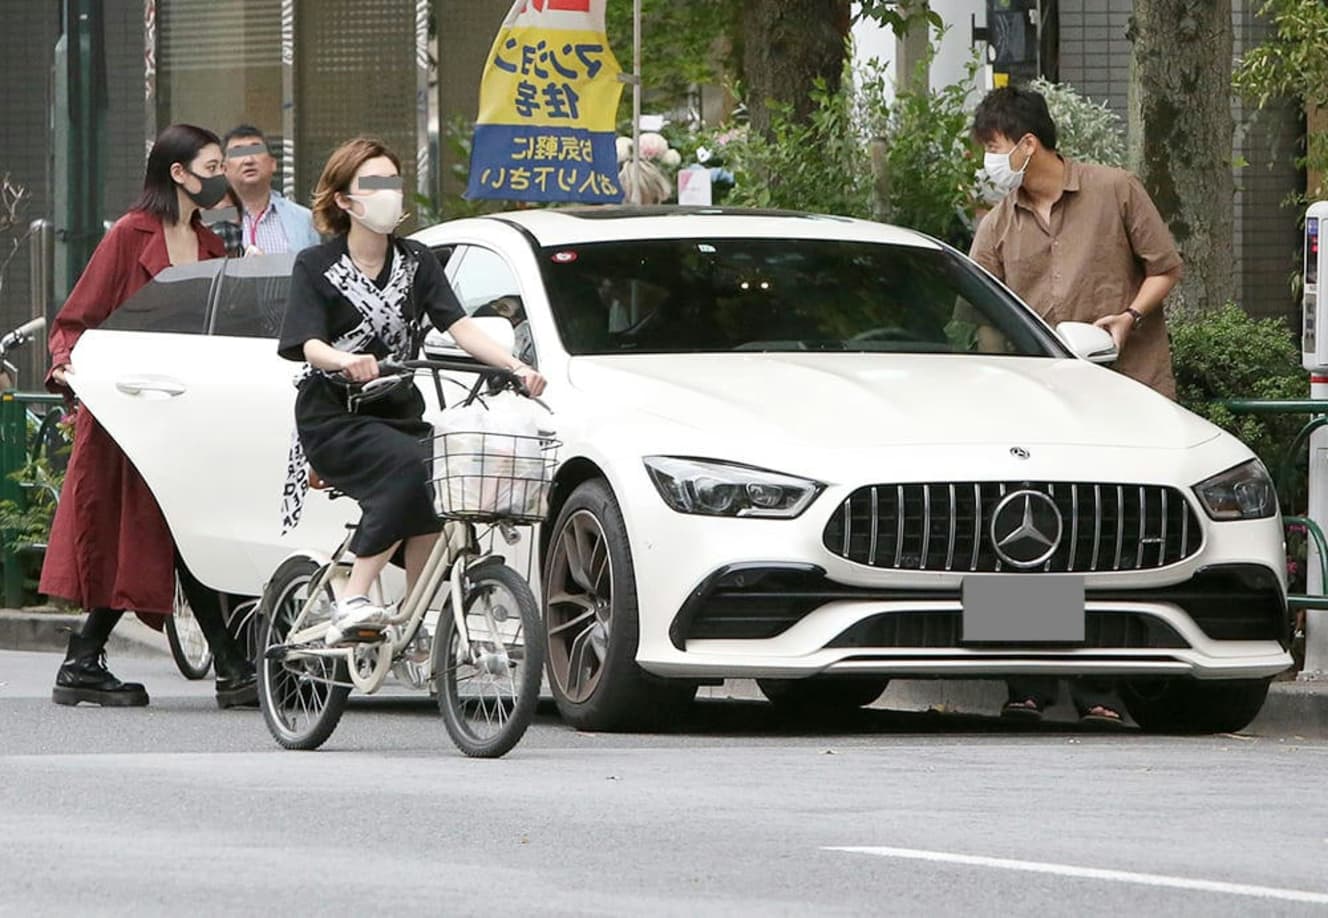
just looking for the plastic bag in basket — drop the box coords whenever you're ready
[428,394,553,518]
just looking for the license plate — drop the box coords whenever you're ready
[961,574,1085,643]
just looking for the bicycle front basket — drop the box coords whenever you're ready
[429,428,559,524]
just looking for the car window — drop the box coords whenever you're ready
[449,246,521,314]
[100,260,218,334]
[208,252,297,338]
[448,245,537,367]
[537,238,1067,358]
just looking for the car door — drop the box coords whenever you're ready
[69,254,351,596]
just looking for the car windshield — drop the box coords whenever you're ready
[537,237,1064,357]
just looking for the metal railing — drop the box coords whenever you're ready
[1222,399,1328,613]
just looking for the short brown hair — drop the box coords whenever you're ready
[310,136,402,236]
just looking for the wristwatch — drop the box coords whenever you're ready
[1125,307,1144,327]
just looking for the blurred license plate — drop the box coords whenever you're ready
[961,574,1085,643]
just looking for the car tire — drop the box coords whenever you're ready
[543,478,696,732]
[1121,677,1272,734]
[757,677,890,711]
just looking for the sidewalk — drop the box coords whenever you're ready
[0,608,170,659]
[4,607,1326,737]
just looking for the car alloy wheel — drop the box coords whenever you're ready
[545,509,614,704]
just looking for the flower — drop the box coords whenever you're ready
[638,132,669,160]
[661,149,681,168]
[615,136,633,164]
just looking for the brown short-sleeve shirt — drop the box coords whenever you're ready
[968,157,1183,398]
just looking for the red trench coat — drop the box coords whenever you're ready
[39,209,225,624]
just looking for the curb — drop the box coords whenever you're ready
[0,608,169,659]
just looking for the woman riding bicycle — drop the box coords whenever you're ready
[277,136,546,645]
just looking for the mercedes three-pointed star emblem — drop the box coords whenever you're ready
[990,490,1063,568]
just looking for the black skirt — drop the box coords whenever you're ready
[295,376,439,557]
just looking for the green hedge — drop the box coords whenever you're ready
[1169,302,1305,502]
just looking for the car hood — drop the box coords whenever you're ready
[565,354,1222,450]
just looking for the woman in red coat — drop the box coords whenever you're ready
[43,124,255,709]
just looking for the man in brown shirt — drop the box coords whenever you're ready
[967,86,1184,726]
[969,86,1183,398]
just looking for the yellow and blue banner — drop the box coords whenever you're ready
[467,0,624,204]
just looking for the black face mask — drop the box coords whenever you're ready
[183,170,229,209]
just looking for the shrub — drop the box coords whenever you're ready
[1169,302,1305,499]
[1028,77,1126,168]
[725,45,980,248]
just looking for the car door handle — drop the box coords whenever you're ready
[115,376,187,397]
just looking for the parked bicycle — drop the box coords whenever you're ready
[257,358,556,758]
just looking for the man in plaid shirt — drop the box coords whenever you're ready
[209,125,320,257]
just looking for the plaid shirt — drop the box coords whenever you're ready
[241,197,291,254]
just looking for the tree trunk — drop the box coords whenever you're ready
[740,0,851,137]
[1127,0,1234,313]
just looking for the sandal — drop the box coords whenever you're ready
[1000,697,1044,723]
[1079,704,1127,729]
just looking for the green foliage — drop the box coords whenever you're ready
[1028,77,1126,167]
[0,454,62,554]
[0,411,70,601]
[724,46,980,248]
[1169,302,1306,499]
[877,50,982,248]
[855,0,944,33]
[1233,0,1328,194]
[723,73,874,219]
[604,0,738,120]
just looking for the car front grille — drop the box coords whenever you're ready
[827,610,1190,650]
[822,481,1203,573]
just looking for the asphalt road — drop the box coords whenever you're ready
[2,649,1327,917]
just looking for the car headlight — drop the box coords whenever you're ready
[643,457,824,519]
[1193,459,1278,521]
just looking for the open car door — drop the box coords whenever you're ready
[67,255,353,597]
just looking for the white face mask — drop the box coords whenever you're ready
[346,189,404,235]
[981,139,1033,196]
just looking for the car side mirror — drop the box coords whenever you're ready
[1056,321,1118,365]
[423,315,516,361]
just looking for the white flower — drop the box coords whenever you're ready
[661,149,681,168]
[639,132,669,160]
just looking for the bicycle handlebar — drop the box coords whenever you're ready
[369,357,551,413]
[0,317,45,356]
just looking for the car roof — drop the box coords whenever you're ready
[452,206,945,249]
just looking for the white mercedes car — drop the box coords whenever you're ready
[68,207,1291,733]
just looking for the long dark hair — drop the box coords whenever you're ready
[131,123,221,223]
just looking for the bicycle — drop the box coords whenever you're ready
[256,358,556,758]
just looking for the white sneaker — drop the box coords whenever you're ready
[325,596,389,645]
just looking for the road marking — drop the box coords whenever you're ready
[824,846,1328,905]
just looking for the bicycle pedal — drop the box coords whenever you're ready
[343,628,386,644]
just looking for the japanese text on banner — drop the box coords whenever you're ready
[467,0,624,204]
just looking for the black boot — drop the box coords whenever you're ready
[177,562,257,709]
[52,609,150,707]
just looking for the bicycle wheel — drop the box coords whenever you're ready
[435,562,544,758]
[166,577,212,680]
[257,556,349,751]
